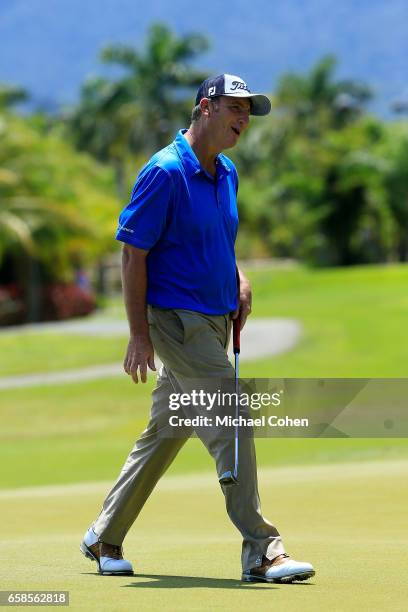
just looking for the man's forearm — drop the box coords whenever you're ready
[237,266,250,291]
[121,245,150,337]
[235,265,252,328]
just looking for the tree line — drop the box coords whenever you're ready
[1,22,408,309]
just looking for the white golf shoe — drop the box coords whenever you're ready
[242,554,315,583]
[80,527,134,576]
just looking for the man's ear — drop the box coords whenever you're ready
[199,97,211,117]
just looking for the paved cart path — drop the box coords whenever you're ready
[0,317,301,389]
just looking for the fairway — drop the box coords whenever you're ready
[1,459,407,611]
[2,263,408,377]
[2,262,408,610]
[1,376,407,489]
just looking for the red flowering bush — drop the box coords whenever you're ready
[43,283,96,320]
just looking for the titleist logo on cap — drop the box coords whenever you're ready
[230,80,250,92]
[224,74,251,94]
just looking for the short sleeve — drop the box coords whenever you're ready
[115,165,173,249]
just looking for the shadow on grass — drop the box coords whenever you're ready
[123,573,314,589]
[124,574,270,589]
[81,572,314,589]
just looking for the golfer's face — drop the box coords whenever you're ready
[210,96,250,149]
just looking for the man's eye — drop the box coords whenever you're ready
[230,105,249,113]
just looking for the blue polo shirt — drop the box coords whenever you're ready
[115,129,239,315]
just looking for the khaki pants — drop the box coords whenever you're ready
[93,306,285,571]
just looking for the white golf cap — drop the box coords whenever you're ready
[195,74,271,116]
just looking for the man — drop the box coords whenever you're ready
[80,74,315,584]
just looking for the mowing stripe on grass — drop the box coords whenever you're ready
[2,456,407,611]
[1,458,407,499]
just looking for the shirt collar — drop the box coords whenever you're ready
[174,129,231,177]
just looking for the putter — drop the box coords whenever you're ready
[219,317,240,486]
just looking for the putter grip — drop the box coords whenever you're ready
[233,318,241,354]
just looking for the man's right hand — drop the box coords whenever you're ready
[124,334,156,383]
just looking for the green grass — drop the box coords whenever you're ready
[1,261,408,489]
[1,262,408,376]
[1,376,407,489]
[240,262,408,377]
[2,264,408,609]
[0,332,125,377]
[2,459,407,611]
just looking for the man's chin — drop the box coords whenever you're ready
[224,136,239,150]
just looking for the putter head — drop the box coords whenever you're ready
[218,470,238,486]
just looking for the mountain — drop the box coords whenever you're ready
[0,0,407,116]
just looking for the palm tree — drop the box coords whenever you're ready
[101,23,209,150]
[275,55,372,129]
[67,76,137,197]
[0,191,94,321]
[68,23,209,195]
[0,107,118,321]
[0,195,92,263]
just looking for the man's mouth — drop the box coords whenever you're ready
[231,126,240,136]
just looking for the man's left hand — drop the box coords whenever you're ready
[232,272,252,330]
